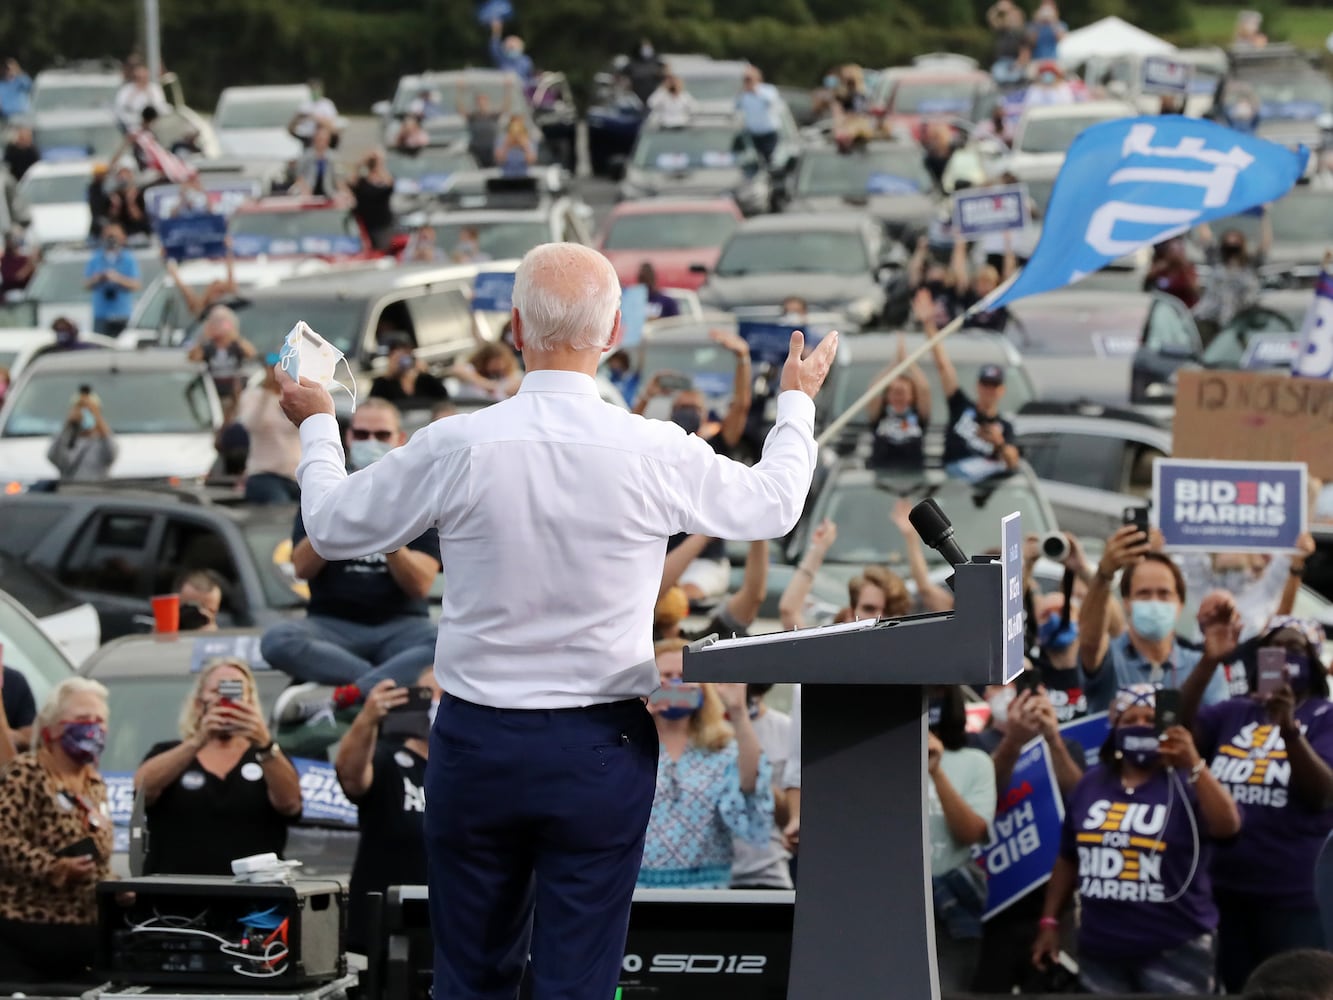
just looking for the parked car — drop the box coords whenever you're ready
[1198,288,1313,372]
[212,84,313,162]
[0,328,118,382]
[0,487,306,640]
[697,213,890,325]
[373,69,550,160]
[0,350,222,490]
[1004,100,1137,179]
[229,196,373,260]
[870,62,997,138]
[1208,187,1333,290]
[597,198,742,290]
[783,141,936,247]
[13,159,94,248]
[28,63,121,116]
[22,244,165,332]
[1012,401,1172,540]
[0,551,100,666]
[1219,45,1333,154]
[618,120,773,216]
[0,585,77,715]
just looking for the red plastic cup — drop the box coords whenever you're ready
[151,594,180,634]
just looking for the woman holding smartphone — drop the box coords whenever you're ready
[135,658,302,875]
[1182,607,1333,992]
[0,678,112,981]
[1032,684,1240,994]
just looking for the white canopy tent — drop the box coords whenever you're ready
[1057,16,1177,64]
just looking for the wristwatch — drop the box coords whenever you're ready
[254,740,280,762]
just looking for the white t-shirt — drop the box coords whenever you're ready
[731,707,793,888]
[647,88,698,129]
[926,746,996,876]
[114,81,167,130]
[293,97,343,138]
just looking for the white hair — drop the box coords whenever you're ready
[33,677,109,746]
[205,304,239,335]
[512,243,621,353]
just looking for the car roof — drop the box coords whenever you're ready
[19,159,96,180]
[14,349,206,375]
[1008,287,1154,314]
[5,482,296,517]
[218,84,312,102]
[239,258,519,299]
[731,213,871,234]
[32,108,120,127]
[604,198,740,218]
[1020,100,1137,121]
[34,69,120,85]
[675,60,748,76]
[0,329,117,352]
[405,69,521,86]
[802,140,921,156]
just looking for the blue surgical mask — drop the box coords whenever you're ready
[349,439,392,470]
[80,408,97,431]
[1115,724,1160,768]
[1039,615,1078,652]
[1130,600,1178,642]
[823,74,839,90]
[652,681,704,721]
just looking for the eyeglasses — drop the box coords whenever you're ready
[350,428,394,442]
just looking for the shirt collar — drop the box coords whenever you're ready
[1119,633,1181,672]
[517,369,600,397]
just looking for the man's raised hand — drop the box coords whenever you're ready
[779,329,839,400]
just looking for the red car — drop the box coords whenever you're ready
[874,69,996,142]
[597,199,742,291]
[229,197,379,260]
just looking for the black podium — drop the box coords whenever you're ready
[684,543,1019,1000]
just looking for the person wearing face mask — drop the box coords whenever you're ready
[235,356,302,504]
[1176,534,1314,652]
[1183,610,1333,992]
[370,337,451,410]
[638,640,772,889]
[647,73,697,130]
[262,400,442,722]
[634,329,752,460]
[0,678,113,982]
[867,331,931,471]
[1024,61,1076,107]
[1193,216,1271,340]
[82,222,140,336]
[136,658,302,876]
[925,685,996,992]
[489,18,535,86]
[47,387,116,481]
[336,666,442,954]
[175,569,224,632]
[1026,3,1067,62]
[1078,526,1231,714]
[1032,684,1241,994]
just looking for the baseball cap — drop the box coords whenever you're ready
[978,364,1005,386]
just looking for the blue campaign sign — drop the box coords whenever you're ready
[157,212,228,262]
[989,118,1307,310]
[1153,458,1308,553]
[473,271,516,313]
[953,184,1029,239]
[1141,56,1192,97]
[866,172,922,196]
[145,179,260,221]
[1058,712,1111,768]
[477,0,513,24]
[737,320,826,369]
[104,772,136,828]
[976,738,1064,918]
[1001,512,1024,683]
[292,757,358,827]
[190,634,268,673]
[230,233,364,258]
[692,371,734,398]
[1240,335,1300,371]
[1293,269,1333,379]
[620,284,648,348]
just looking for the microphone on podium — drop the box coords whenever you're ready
[908,498,970,591]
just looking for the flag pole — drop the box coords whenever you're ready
[815,270,1021,448]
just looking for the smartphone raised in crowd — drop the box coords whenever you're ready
[217,679,245,705]
[1014,670,1042,697]
[1154,688,1182,735]
[657,373,695,393]
[1257,647,1288,698]
[380,686,435,739]
[1123,506,1150,537]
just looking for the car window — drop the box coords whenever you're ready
[1015,432,1060,480]
[715,231,870,277]
[1017,113,1126,155]
[33,121,122,159]
[155,518,240,611]
[240,513,308,610]
[2,370,214,438]
[793,148,932,197]
[406,288,474,354]
[59,512,157,598]
[18,172,90,205]
[225,297,370,359]
[602,211,739,251]
[1049,434,1126,492]
[431,220,548,260]
[1143,299,1196,353]
[0,596,72,709]
[99,675,194,775]
[1126,443,1165,497]
[0,502,69,558]
[216,97,306,130]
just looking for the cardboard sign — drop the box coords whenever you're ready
[471,270,516,313]
[1001,512,1024,683]
[292,758,358,826]
[975,738,1064,918]
[157,212,229,262]
[1141,56,1193,97]
[1173,369,1333,481]
[1153,458,1307,553]
[953,184,1029,238]
[737,320,827,369]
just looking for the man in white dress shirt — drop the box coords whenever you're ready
[276,242,836,1000]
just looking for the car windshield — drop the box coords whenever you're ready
[632,128,745,170]
[386,148,477,180]
[794,148,931,197]
[395,75,511,116]
[1018,112,1125,154]
[1212,195,1333,246]
[99,675,194,774]
[216,97,306,130]
[33,122,122,159]
[1249,75,1333,116]
[0,350,17,372]
[638,340,737,394]
[26,257,91,303]
[815,475,1053,568]
[225,297,368,359]
[0,597,72,710]
[891,80,982,117]
[715,230,869,277]
[676,73,743,103]
[1201,305,1303,367]
[1007,300,1149,355]
[241,512,309,610]
[829,349,1035,428]
[18,171,89,205]
[2,370,214,437]
[32,81,119,113]
[602,211,739,251]
[430,220,548,259]
[231,207,361,243]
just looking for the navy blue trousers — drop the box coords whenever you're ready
[424,693,658,1000]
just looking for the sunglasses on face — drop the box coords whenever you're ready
[350,428,394,442]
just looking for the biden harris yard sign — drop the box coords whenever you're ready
[984,118,1306,311]
[1153,458,1307,553]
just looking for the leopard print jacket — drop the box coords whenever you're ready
[0,755,114,924]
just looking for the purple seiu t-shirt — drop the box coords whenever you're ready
[1060,764,1218,960]
[1196,696,1333,908]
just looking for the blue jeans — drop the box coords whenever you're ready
[1079,932,1216,994]
[260,614,437,695]
[425,694,657,1000]
[244,473,300,505]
